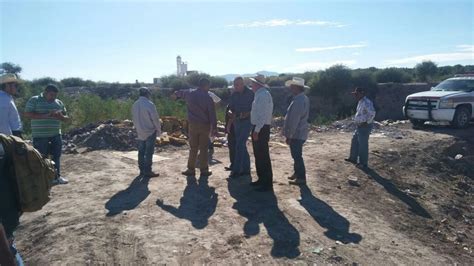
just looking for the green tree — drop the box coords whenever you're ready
[186,72,210,87]
[170,79,189,91]
[61,77,96,87]
[415,61,438,82]
[310,64,352,100]
[375,68,411,83]
[210,76,228,88]
[31,77,59,88]
[352,71,378,100]
[0,62,22,75]
[160,75,180,88]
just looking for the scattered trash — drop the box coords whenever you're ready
[404,189,421,198]
[312,247,324,254]
[329,255,344,262]
[347,176,359,186]
[455,154,463,160]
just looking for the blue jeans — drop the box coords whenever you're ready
[11,242,24,266]
[138,132,156,174]
[349,124,373,166]
[232,119,252,174]
[33,135,62,177]
[290,139,306,180]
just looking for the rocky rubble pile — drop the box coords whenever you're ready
[63,120,139,153]
[63,117,229,154]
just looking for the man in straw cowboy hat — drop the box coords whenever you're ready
[249,74,274,192]
[0,73,23,137]
[345,87,376,169]
[283,77,310,185]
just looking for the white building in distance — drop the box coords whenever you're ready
[177,55,188,77]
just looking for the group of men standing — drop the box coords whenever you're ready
[0,72,376,264]
[131,74,376,192]
[165,74,312,192]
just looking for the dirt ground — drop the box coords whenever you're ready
[16,123,473,265]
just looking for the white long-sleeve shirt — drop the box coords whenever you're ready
[251,87,273,133]
[0,90,22,135]
[354,96,376,124]
[132,96,162,141]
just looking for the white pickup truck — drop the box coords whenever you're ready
[403,75,474,128]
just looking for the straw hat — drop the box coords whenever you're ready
[249,74,268,87]
[285,77,309,89]
[0,73,21,85]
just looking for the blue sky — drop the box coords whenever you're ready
[1,0,473,83]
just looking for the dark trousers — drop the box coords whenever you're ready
[227,124,236,167]
[290,139,306,180]
[251,125,273,187]
[33,135,62,177]
[138,131,157,174]
[349,124,373,166]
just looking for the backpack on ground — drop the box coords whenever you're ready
[0,134,56,212]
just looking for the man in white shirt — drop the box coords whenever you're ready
[0,74,22,137]
[345,87,376,169]
[132,87,161,177]
[249,75,274,192]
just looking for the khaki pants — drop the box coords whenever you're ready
[187,122,211,171]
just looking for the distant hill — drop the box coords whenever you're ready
[220,71,279,82]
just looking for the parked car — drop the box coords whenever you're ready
[403,75,474,128]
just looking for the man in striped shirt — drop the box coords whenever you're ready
[24,84,70,185]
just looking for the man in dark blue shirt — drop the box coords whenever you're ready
[0,142,23,265]
[228,77,255,178]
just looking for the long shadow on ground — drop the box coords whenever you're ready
[363,168,432,218]
[228,176,300,258]
[298,184,362,244]
[105,175,151,217]
[157,175,218,229]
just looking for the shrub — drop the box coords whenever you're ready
[375,68,412,83]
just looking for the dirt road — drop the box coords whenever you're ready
[16,124,473,265]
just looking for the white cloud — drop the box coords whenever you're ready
[296,43,367,52]
[385,45,474,65]
[283,60,356,73]
[457,44,474,52]
[226,19,347,28]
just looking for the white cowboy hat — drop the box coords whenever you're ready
[0,73,21,85]
[285,77,309,89]
[249,74,268,87]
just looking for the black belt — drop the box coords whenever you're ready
[235,112,251,120]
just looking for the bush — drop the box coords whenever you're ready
[375,68,412,83]
[310,65,352,101]
[70,94,134,128]
[416,61,438,82]
[61,77,96,87]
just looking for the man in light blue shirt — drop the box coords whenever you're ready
[0,74,22,137]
